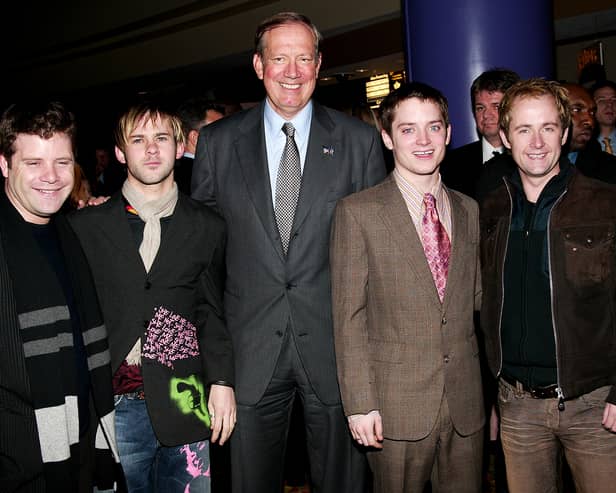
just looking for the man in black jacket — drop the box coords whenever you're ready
[480,78,616,493]
[440,68,520,198]
[70,101,234,492]
[0,101,120,492]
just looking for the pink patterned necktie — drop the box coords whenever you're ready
[421,193,451,302]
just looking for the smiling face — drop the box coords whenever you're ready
[253,22,321,120]
[500,94,568,185]
[115,114,184,197]
[0,133,74,224]
[474,90,504,146]
[381,97,451,189]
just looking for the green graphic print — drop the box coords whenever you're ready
[170,375,210,427]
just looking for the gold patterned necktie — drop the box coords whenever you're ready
[603,137,614,155]
[274,123,301,255]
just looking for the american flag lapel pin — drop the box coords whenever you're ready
[322,145,334,156]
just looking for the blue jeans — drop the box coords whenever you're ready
[114,393,211,493]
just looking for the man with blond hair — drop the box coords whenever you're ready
[70,101,234,492]
[480,79,616,493]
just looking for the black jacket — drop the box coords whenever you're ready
[69,192,233,446]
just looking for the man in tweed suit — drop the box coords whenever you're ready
[331,82,485,493]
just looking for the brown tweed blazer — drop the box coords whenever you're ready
[330,174,485,440]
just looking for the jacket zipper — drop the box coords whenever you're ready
[546,188,568,411]
[496,182,513,378]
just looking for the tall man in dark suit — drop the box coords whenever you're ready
[191,11,386,493]
[441,68,519,198]
[331,82,484,493]
[70,102,235,492]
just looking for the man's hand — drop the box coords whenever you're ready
[347,410,383,449]
[208,384,236,445]
[602,403,616,432]
[77,195,110,208]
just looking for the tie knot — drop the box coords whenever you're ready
[282,122,295,137]
[423,193,437,210]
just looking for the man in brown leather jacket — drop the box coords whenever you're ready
[480,78,616,493]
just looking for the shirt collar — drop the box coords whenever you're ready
[393,168,444,201]
[264,99,313,141]
[481,137,504,163]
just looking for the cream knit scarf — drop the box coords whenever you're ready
[121,180,178,364]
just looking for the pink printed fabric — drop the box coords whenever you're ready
[421,193,451,303]
[142,306,200,369]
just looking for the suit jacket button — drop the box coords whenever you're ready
[275,330,284,337]
[441,317,447,325]
[444,355,450,363]
[145,281,152,290]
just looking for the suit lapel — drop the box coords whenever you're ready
[441,189,469,312]
[376,177,442,310]
[291,103,337,234]
[235,104,284,259]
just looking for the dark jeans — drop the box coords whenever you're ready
[114,394,210,492]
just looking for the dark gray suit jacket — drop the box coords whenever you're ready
[191,101,386,405]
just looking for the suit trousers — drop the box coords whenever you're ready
[230,329,369,493]
[367,395,483,493]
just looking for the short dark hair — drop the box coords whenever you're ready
[176,98,225,137]
[379,82,449,136]
[591,79,616,97]
[470,68,520,108]
[0,101,76,162]
[254,11,321,58]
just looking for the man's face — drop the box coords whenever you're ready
[115,115,184,194]
[253,22,321,120]
[594,86,616,128]
[500,95,568,182]
[566,85,596,151]
[474,90,505,142]
[381,98,450,182]
[0,133,75,224]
